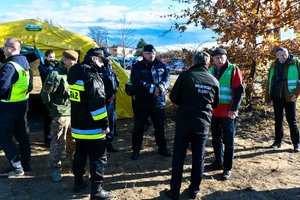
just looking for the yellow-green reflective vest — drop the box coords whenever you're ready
[209,64,235,104]
[268,58,299,95]
[1,61,29,102]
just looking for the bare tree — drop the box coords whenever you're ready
[117,16,136,68]
[87,26,109,46]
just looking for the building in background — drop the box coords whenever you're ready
[111,45,136,58]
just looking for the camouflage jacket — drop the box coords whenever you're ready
[41,62,70,117]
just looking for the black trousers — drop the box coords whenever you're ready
[211,117,236,172]
[170,128,207,196]
[0,105,31,168]
[273,98,300,146]
[132,106,167,152]
[72,138,107,183]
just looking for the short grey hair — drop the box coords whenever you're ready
[276,47,288,54]
[193,51,210,66]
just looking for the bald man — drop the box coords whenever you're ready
[0,38,33,177]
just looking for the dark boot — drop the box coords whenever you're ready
[74,176,88,192]
[90,182,115,200]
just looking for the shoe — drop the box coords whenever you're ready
[107,143,118,153]
[8,168,24,178]
[158,149,172,157]
[269,142,281,148]
[188,187,198,199]
[74,176,88,192]
[164,189,180,200]
[221,170,232,180]
[205,161,223,171]
[294,145,300,153]
[92,189,115,199]
[189,192,197,199]
[131,151,140,160]
[50,169,62,182]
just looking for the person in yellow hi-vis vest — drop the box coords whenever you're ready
[205,48,244,181]
[0,38,33,178]
[265,47,300,153]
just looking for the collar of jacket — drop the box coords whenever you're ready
[272,55,295,68]
[58,62,68,73]
[190,64,208,71]
[143,58,160,67]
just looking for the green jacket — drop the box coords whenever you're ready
[41,62,70,117]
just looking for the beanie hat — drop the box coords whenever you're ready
[63,50,78,61]
[211,48,227,56]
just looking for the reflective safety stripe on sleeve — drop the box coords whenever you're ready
[90,106,107,120]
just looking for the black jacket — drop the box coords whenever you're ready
[131,58,170,108]
[100,63,119,106]
[67,61,108,134]
[170,64,219,134]
[39,59,59,83]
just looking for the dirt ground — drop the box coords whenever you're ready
[1,103,300,200]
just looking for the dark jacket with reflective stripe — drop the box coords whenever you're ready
[170,64,219,134]
[67,62,108,136]
[131,58,170,108]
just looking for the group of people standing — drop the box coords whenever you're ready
[0,37,299,200]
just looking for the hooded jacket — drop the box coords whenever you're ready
[0,54,33,112]
[67,57,108,139]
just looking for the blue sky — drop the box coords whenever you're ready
[0,0,218,52]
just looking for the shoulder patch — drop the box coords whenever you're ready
[46,79,53,85]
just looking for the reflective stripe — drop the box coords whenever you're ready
[69,80,85,102]
[287,58,299,93]
[76,80,84,86]
[70,84,84,91]
[1,61,29,102]
[71,128,105,139]
[220,95,232,100]
[288,86,297,90]
[288,80,298,84]
[220,87,232,92]
[72,127,103,134]
[70,89,80,102]
[149,84,155,93]
[91,107,107,120]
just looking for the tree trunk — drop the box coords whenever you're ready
[245,59,256,109]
